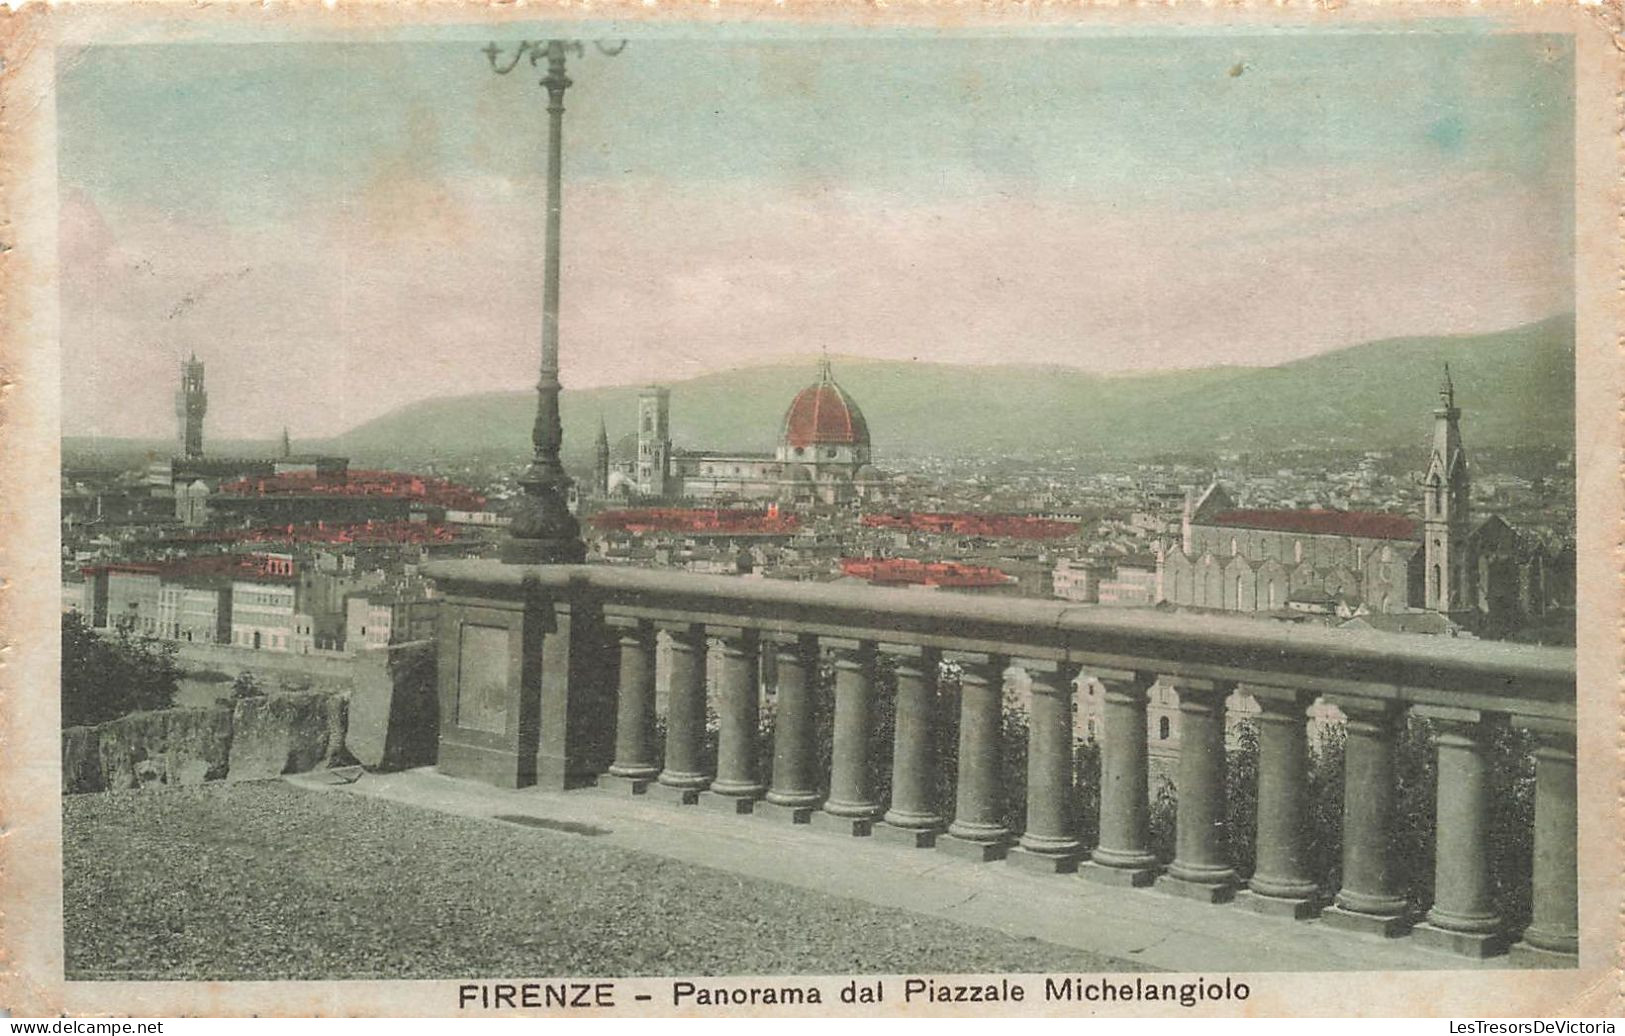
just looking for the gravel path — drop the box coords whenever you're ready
[64,781,1146,980]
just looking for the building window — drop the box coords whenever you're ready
[1230,537,1238,557]
[1158,716,1171,740]
[1294,540,1304,564]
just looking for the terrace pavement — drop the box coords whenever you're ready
[285,767,1516,975]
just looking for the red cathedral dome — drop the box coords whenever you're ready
[781,360,870,449]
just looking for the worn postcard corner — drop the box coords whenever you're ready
[1,0,1623,1020]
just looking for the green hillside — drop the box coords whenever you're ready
[319,314,1580,463]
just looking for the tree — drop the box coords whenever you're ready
[61,612,181,728]
[231,672,265,699]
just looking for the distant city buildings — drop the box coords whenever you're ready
[142,355,359,527]
[72,552,436,656]
[61,359,467,656]
[63,351,1574,652]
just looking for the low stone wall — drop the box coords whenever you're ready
[226,692,351,782]
[63,691,349,794]
[64,641,440,794]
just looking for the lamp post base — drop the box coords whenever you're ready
[501,476,585,565]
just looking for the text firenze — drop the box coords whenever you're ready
[458,983,616,1010]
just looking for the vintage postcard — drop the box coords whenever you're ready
[1,0,1620,1019]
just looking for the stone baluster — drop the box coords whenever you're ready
[1511,722,1578,965]
[603,615,657,793]
[652,621,710,805]
[939,653,1011,862]
[876,644,944,848]
[1322,698,1410,936]
[816,640,881,836]
[701,625,764,814]
[758,633,820,823]
[1082,670,1160,886]
[1243,687,1320,918]
[1161,678,1238,902]
[1008,659,1083,874]
[1411,708,1506,956]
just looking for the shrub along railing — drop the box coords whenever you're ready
[423,560,1577,966]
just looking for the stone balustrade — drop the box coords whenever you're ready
[424,560,1579,966]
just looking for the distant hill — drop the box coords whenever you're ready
[325,315,1573,466]
[67,316,1573,470]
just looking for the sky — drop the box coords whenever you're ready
[57,27,1574,439]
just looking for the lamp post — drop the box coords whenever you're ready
[485,39,623,564]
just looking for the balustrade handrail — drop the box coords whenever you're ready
[423,560,1575,721]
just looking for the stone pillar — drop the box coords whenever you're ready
[1243,687,1320,918]
[758,633,820,823]
[817,640,881,836]
[1082,670,1160,886]
[1163,679,1238,902]
[939,653,1011,862]
[1009,660,1083,874]
[534,586,614,790]
[1412,708,1506,956]
[435,592,539,789]
[877,644,944,848]
[701,625,764,814]
[1322,698,1409,936]
[1512,722,1578,965]
[652,621,709,804]
[604,615,657,791]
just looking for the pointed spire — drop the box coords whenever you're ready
[1439,363,1454,408]
[596,414,609,445]
[281,425,291,458]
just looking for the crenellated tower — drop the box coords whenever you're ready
[1423,365,1471,614]
[174,353,207,460]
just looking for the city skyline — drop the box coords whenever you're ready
[59,31,1573,439]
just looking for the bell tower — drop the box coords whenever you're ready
[174,353,207,460]
[594,415,611,497]
[635,387,670,498]
[1423,365,1471,614]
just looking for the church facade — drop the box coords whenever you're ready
[596,359,888,507]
